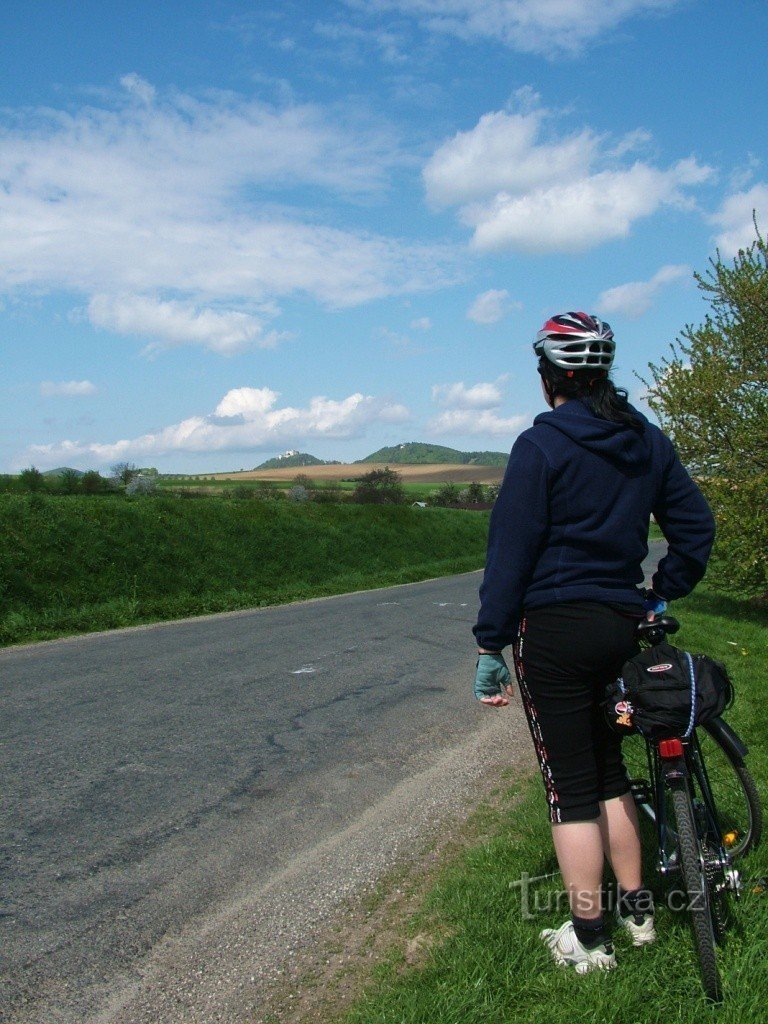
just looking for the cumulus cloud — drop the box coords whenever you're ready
[0,80,453,352]
[466,288,513,324]
[423,94,714,254]
[424,108,597,208]
[355,1,681,57]
[432,379,505,409]
[23,387,410,468]
[428,377,524,436]
[710,183,768,254]
[597,264,690,319]
[39,380,97,397]
[88,295,285,355]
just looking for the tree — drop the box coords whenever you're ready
[19,466,44,492]
[126,473,158,496]
[428,482,461,508]
[81,470,108,494]
[58,468,81,494]
[111,461,139,487]
[353,467,405,505]
[642,220,768,596]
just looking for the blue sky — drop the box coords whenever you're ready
[2,0,767,473]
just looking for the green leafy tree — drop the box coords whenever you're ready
[465,481,486,504]
[428,482,461,508]
[642,220,768,596]
[58,468,82,494]
[19,466,45,492]
[81,470,108,494]
[353,467,405,505]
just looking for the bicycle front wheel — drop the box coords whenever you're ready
[670,780,722,1002]
[696,720,762,860]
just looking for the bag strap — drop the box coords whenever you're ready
[683,651,696,738]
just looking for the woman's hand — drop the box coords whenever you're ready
[473,652,514,706]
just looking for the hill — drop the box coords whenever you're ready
[254,450,335,470]
[357,442,508,467]
[42,467,85,478]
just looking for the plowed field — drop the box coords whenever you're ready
[206,463,506,484]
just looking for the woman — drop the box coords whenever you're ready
[473,312,715,973]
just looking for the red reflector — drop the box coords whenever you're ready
[658,738,684,759]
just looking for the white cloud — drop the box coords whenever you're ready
[428,407,526,436]
[119,73,156,105]
[424,108,597,208]
[410,316,432,330]
[710,183,768,254]
[356,1,681,57]
[428,376,524,436]
[432,379,505,409]
[597,264,690,319]
[465,159,713,254]
[0,81,453,351]
[39,380,97,397]
[23,388,410,468]
[424,94,714,254]
[466,288,513,324]
[88,294,284,355]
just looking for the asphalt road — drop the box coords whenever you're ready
[1,545,665,1023]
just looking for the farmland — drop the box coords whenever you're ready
[173,463,507,486]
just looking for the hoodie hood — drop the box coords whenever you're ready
[533,398,651,469]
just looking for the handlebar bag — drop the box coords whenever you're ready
[603,641,733,738]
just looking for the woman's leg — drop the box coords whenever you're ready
[551,820,604,918]
[549,794,643,920]
[598,792,643,893]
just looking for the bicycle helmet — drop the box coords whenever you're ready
[533,312,615,370]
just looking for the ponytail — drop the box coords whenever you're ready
[538,359,644,431]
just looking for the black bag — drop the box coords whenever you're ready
[603,641,733,738]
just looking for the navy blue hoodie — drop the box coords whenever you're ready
[473,399,715,651]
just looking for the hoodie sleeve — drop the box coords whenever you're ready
[651,437,716,601]
[473,436,551,651]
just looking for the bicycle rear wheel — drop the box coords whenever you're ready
[670,780,722,1002]
[696,721,762,859]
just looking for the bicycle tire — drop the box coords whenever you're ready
[699,720,763,859]
[670,780,722,1002]
[623,723,762,859]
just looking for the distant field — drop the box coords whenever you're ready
[195,463,507,485]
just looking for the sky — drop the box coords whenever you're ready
[1,0,767,473]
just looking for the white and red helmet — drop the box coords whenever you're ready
[533,312,615,370]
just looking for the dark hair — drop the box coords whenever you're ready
[537,358,644,431]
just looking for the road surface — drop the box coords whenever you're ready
[1,545,664,1023]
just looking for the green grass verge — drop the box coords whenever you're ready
[342,586,768,1023]
[0,494,489,646]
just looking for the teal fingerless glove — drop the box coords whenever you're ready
[473,652,513,702]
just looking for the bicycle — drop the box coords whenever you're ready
[621,616,762,1002]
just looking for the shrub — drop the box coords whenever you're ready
[352,467,405,505]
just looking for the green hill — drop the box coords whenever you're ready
[255,451,334,470]
[357,442,508,467]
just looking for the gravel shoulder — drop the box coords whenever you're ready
[88,712,533,1024]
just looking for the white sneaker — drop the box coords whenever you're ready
[615,906,657,946]
[540,921,616,974]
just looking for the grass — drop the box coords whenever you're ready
[0,494,489,646]
[339,586,768,1024]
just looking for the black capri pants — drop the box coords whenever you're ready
[512,601,641,824]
